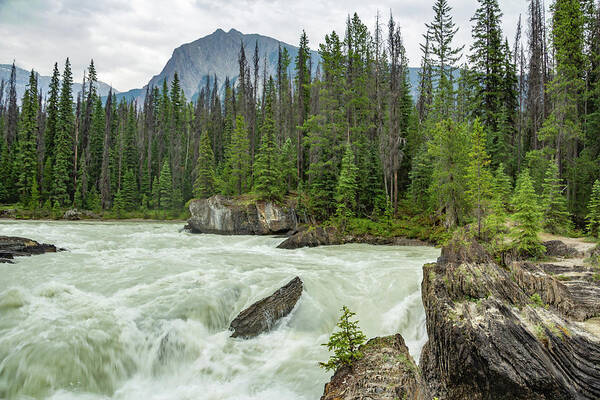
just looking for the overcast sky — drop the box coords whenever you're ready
[0,0,533,91]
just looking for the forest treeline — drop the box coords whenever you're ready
[1,0,600,243]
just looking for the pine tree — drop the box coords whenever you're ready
[53,58,74,206]
[44,63,60,192]
[335,142,359,220]
[465,119,493,238]
[280,137,296,194]
[586,179,600,237]
[541,161,571,234]
[151,176,160,209]
[319,306,367,372]
[193,130,216,199]
[511,169,544,257]
[158,160,173,209]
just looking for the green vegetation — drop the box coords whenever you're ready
[319,306,367,372]
[1,0,600,239]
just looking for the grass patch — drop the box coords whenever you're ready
[530,293,545,308]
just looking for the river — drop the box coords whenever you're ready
[0,221,439,400]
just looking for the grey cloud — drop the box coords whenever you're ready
[1,0,533,91]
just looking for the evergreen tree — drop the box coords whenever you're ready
[511,169,544,257]
[541,161,571,234]
[492,163,513,211]
[120,169,137,211]
[16,71,39,206]
[53,58,74,206]
[193,130,216,199]
[586,179,600,237]
[225,115,250,195]
[465,119,493,238]
[158,160,173,209]
[254,78,281,200]
[319,306,367,372]
[151,176,160,209]
[335,142,359,220]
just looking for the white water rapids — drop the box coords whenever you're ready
[0,221,439,400]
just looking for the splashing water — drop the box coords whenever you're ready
[0,220,439,399]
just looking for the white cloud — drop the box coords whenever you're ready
[0,0,533,91]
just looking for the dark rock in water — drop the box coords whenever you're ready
[186,195,297,235]
[320,334,430,400]
[543,240,582,258]
[277,225,430,250]
[230,277,303,338]
[419,237,600,400]
[0,236,58,261]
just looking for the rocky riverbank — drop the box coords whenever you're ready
[0,236,59,263]
[321,237,600,399]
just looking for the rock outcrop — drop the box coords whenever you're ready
[320,334,431,400]
[543,240,582,258]
[229,277,303,338]
[0,236,58,263]
[419,237,600,400]
[62,209,100,220]
[186,195,297,235]
[277,226,430,250]
[0,209,16,219]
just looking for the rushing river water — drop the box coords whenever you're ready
[0,221,439,400]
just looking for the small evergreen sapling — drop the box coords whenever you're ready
[541,161,571,234]
[511,170,545,258]
[587,180,600,238]
[320,305,367,372]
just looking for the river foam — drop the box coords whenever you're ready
[0,220,439,399]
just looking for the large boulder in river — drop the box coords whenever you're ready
[229,276,303,338]
[419,235,600,399]
[186,195,297,235]
[320,334,431,400]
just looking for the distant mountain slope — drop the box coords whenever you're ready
[115,28,321,104]
[0,64,118,103]
[116,28,425,104]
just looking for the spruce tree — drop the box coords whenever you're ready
[587,179,600,237]
[193,130,216,199]
[225,115,250,196]
[16,71,39,206]
[335,142,359,220]
[254,78,281,200]
[511,169,544,257]
[159,160,173,209]
[53,58,74,206]
[319,306,367,372]
[151,176,160,209]
[465,119,493,238]
[120,169,137,211]
[492,163,513,211]
[44,62,60,195]
[541,161,571,234]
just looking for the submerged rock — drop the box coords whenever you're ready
[277,225,430,250]
[229,276,303,339]
[321,334,430,400]
[0,236,58,259]
[186,195,297,235]
[419,236,600,400]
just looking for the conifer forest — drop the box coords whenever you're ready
[1,0,600,246]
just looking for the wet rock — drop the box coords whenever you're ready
[229,276,303,339]
[0,236,58,260]
[187,195,297,235]
[543,240,582,258]
[277,225,430,250]
[321,334,430,400]
[419,237,600,400]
